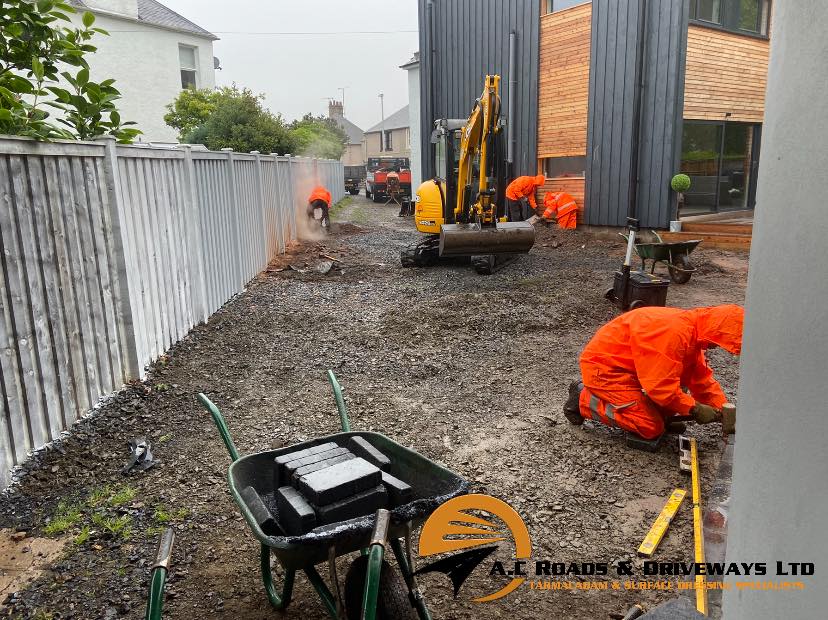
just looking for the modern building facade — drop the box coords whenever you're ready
[69,0,217,142]
[328,100,365,167]
[363,106,411,160]
[417,0,772,228]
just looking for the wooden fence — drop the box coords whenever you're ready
[0,136,344,487]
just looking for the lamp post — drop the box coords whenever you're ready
[378,93,385,151]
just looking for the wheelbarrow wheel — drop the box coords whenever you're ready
[668,254,693,284]
[344,554,417,620]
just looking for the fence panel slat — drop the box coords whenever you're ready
[0,137,344,488]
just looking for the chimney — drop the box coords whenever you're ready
[328,100,344,119]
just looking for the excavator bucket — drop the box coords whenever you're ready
[438,221,536,257]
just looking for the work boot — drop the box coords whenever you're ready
[562,380,585,425]
[665,420,688,434]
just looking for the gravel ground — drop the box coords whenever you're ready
[0,194,748,619]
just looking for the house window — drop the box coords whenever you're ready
[689,0,771,36]
[680,120,761,214]
[545,0,590,14]
[384,130,393,152]
[179,45,198,89]
[544,155,587,178]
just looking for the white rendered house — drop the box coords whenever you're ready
[69,0,217,142]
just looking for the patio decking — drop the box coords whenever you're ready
[660,210,753,250]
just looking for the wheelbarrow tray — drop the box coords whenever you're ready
[228,431,469,571]
[634,239,702,261]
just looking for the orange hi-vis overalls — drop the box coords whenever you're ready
[543,192,578,229]
[505,175,545,210]
[308,186,332,207]
[578,305,744,439]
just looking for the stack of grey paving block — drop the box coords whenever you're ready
[268,437,413,535]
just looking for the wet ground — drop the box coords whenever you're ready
[0,194,748,619]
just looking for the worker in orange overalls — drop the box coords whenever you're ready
[307,185,332,228]
[543,191,578,229]
[563,305,744,444]
[505,174,545,221]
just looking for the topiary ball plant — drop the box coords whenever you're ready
[671,173,691,193]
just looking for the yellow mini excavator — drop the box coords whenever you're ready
[400,75,535,274]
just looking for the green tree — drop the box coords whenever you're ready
[163,87,222,140]
[289,113,347,159]
[174,86,296,154]
[0,0,139,141]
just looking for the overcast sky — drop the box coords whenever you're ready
[160,0,419,131]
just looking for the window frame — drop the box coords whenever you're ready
[178,44,199,90]
[543,155,587,179]
[544,0,590,15]
[384,129,393,152]
[689,0,771,39]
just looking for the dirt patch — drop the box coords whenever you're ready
[0,530,67,605]
[0,195,747,619]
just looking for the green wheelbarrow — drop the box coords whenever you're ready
[620,231,703,284]
[196,370,469,620]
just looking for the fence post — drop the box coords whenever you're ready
[287,155,296,245]
[271,157,284,254]
[221,148,243,288]
[251,151,270,265]
[181,146,207,323]
[96,136,141,381]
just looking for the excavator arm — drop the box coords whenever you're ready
[402,74,534,273]
[455,75,501,224]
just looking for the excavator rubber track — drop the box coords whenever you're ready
[471,253,522,275]
[400,235,440,268]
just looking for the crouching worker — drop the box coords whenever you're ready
[543,191,578,230]
[505,174,545,221]
[307,185,332,229]
[563,305,744,446]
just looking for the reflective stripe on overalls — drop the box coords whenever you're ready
[587,395,634,428]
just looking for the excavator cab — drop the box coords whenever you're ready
[401,75,535,274]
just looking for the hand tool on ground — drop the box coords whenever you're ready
[689,437,708,615]
[637,489,687,557]
[679,435,692,474]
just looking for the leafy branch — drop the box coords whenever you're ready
[0,0,140,142]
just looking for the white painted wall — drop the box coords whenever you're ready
[68,11,215,142]
[405,61,422,189]
[722,1,828,617]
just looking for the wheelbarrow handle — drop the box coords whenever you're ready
[362,509,392,620]
[197,393,241,462]
[326,370,352,433]
[145,528,175,620]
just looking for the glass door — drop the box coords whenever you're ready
[718,123,754,211]
[680,121,760,216]
[681,122,722,215]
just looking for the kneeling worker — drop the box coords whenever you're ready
[563,305,744,442]
[505,174,545,221]
[307,185,332,228]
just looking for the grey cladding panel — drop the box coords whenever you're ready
[585,0,688,228]
[419,0,541,179]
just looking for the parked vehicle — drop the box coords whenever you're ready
[344,165,365,195]
[365,157,411,202]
